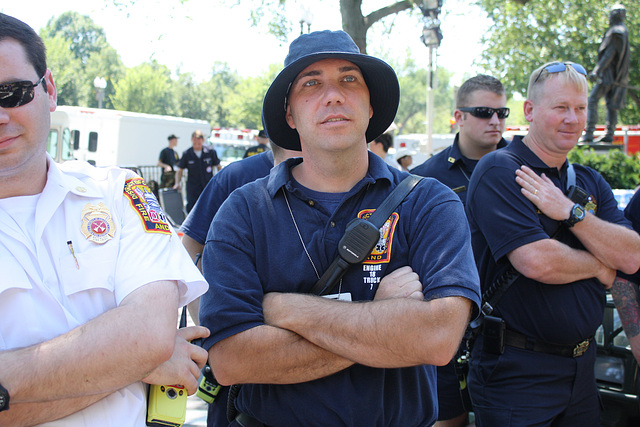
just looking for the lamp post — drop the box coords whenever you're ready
[93,77,107,109]
[419,0,443,156]
[299,6,314,35]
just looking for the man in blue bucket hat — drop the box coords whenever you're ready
[199,30,480,426]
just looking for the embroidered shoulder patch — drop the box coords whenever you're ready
[357,209,399,264]
[123,177,171,234]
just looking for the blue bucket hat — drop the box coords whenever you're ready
[262,30,400,151]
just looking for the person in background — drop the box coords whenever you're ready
[412,74,508,427]
[610,189,640,363]
[174,129,221,212]
[0,13,209,426]
[368,132,400,170]
[466,61,640,426]
[158,133,179,188]
[199,29,480,426]
[243,129,270,158]
[395,148,415,172]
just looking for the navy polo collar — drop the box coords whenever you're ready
[510,135,569,175]
[266,150,393,198]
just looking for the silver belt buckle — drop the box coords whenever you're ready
[573,340,589,357]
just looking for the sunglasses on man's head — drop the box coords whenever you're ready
[533,62,587,84]
[0,76,46,109]
[458,107,510,119]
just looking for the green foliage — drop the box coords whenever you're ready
[475,0,640,124]
[568,147,640,189]
[41,11,125,108]
[394,57,456,134]
[111,62,174,114]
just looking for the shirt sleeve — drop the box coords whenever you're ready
[113,171,207,306]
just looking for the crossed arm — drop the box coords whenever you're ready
[0,280,209,426]
[509,166,640,286]
[209,266,471,386]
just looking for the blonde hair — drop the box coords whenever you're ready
[527,62,588,102]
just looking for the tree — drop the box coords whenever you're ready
[41,11,109,64]
[111,62,175,114]
[41,11,125,108]
[475,0,639,124]
[43,35,84,106]
[224,0,422,53]
[199,62,241,127]
[395,57,455,134]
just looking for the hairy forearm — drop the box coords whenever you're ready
[0,392,111,426]
[265,294,470,368]
[209,324,354,386]
[2,281,179,403]
[571,215,640,274]
[509,239,611,285]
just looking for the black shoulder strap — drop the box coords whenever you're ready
[368,174,424,228]
[310,174,424,296]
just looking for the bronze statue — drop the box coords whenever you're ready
[582,4,630,143]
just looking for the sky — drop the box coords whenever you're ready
[2,0,491,86]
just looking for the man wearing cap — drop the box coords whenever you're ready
[199,30,481,426]
[174,130,221,212]
[412,74,508,427]
[158,134,180,188]
[466,61,640,425]
[243,130,270,158]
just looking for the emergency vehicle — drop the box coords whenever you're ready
[48,106,211,167]
[209,127,259,166]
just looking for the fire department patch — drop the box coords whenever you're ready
[81,202,116,244]
[358,209,399,264]
[123,178,171,235]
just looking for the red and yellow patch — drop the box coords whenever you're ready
[123,178,171,234]
[357,209,399,264]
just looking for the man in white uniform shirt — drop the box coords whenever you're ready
[0,13,209,426]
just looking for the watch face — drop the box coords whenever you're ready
[574,205,586,219]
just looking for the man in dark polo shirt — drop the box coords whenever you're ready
[413,74,508,427]
[466,61,640,426]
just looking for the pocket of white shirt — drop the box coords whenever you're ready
[59,246,117,296]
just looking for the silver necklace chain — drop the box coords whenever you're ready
[283,189,321,280]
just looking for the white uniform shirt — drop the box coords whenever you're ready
[0,158,208,426]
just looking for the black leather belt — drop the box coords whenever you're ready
[505,329,592,358]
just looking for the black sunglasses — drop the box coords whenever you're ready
[458,106,510,119]
[533,62,587,84]
[0,75,46,109]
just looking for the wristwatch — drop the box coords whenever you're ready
[563,203,586,228]
[0,382,9,412]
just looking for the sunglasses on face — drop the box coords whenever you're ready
[0,75,46,109]
[533,62,587,83]
[458,106,510,119]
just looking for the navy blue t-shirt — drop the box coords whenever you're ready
[200,152,481,426]
[181,150,275,244]
[412,134,507,206]
[467,136,632,344]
